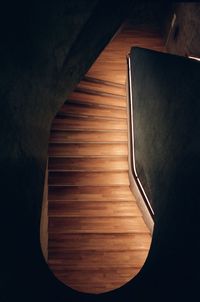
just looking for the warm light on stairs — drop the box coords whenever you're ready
[47,22,165,294]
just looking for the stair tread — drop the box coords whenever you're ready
[48,200,141,217]
[83,76,125,88]
[48,186,136,201]
[48,143,128,157]
[48,171,129,186]
[74,87,126,99]
[47,22,163,294]
[77,79,126,96]
[58,102,126,119]
[48,233,151,250]
[51,116,127,131]
[68,91,126,108]
[48,216,149,234]
[45,268,140,294]
[48,157,128,171]
[48,250,149,267]
[49,130,128,143]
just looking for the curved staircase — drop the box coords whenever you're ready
[48,77,151,293]
[48,23,165,294]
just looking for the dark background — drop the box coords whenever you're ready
[0,1,200,301]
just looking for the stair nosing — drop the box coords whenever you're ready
[48,184,131,188]
[48,199,135,203]
[50,129,127,133]
[48,232,149,236]
[66,99,126,110]
[57,113,127,121]
[48,169,128,172]
[48,200,136,203]
[54,114,127,120]
[83,76,125,88]
[48,155,128,158]
[49,170,129,174]
[49,141,128,145]
[49,140,128,145]
[48,156,128,159]
[48,215,141,219]
[48,215,138,218]
[74,87,126,99]
[65,99,127,111]
[48,184,130,187]
[51,128,127,132]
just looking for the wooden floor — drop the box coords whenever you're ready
[48,22,165,294]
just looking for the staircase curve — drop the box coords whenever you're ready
[47,22,165,294]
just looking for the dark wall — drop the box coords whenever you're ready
[0,1,135,301]
[166,3,200,57]
[129,47,200,300]
[131,47,200,213]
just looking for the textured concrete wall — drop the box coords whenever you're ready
[0,2,97,301]
[166,3,200,57]
[0,1,135,301]
[128,46,200,302]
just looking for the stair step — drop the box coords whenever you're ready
[48,143,128,157]
[51,116,127,131]
[49,130,128,143]
[48,186,136,201]
[48,250,148,268]
[86,63,126,86]
[48,217,148,233]
[83,76,125,88]
[47,22,161,294]
[48,233,151,251]
[48,171,129,186]
[48,157,128,171]
[58,102,127,119]
[68,91,126,108]
[48,200,141,217]
[77,79,126,97]
[46,268,140,293]
[74,87,126,100]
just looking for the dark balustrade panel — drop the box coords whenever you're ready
[129,47,200,215]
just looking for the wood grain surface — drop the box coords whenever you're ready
[48,21,165,294]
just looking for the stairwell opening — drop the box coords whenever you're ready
[45,75,152,294]
[38,21,168,294]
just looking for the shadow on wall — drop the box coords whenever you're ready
[0,1,143,302]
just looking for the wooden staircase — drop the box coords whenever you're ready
[48,77,150,293]
[48,22,165,294]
